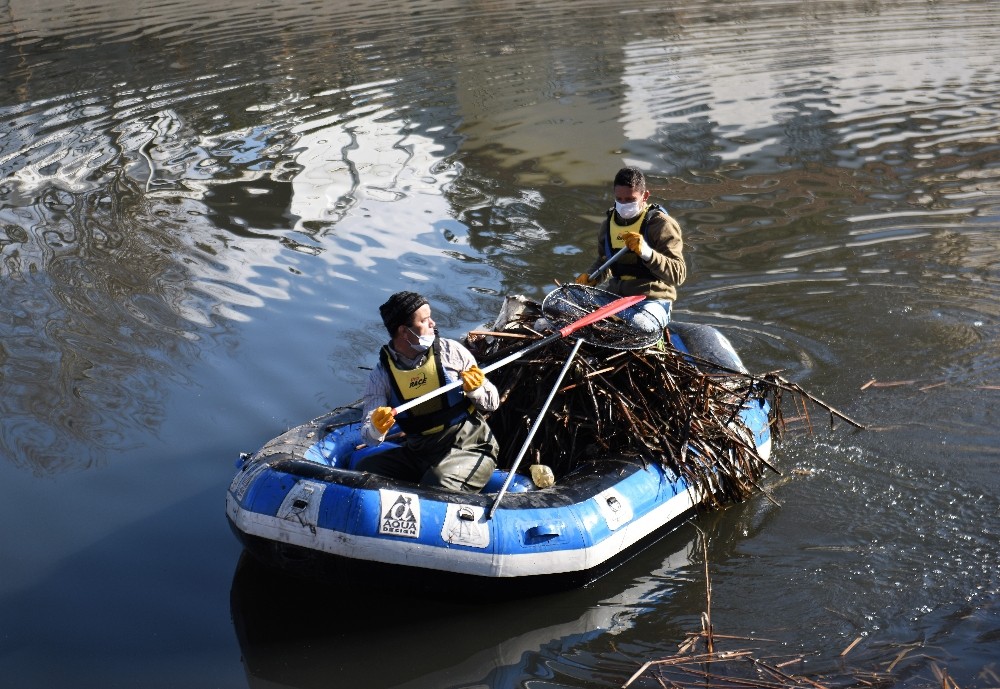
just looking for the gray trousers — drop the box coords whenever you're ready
[356,414,498,493]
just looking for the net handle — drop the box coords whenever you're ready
[488,337,585,519]
[594,246,629,275]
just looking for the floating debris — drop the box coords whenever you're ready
[621,531,966,689]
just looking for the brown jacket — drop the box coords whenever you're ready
[586,206,686,300]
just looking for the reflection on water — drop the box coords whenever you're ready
[0,174,199,469]
[1,0,999,686]
[231,530,699,689]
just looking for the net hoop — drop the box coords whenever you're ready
[540,284,662,350]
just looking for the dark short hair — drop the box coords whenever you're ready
[379,291,428,336]
[613,167,646,190]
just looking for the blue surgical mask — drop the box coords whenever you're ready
[407,328,435,352]
[615,200,643,219]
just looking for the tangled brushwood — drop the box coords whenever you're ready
[466,295,861,508]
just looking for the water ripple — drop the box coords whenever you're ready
[6,0,1000,686]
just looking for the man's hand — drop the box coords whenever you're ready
[460,365,485,393]
[621,231,646,256]
[371,406,395,435]
[575,273,598,286]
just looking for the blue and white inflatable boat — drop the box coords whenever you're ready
[226,321,773,595]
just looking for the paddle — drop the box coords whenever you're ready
[391,293,644,415]
[487,337,584,519]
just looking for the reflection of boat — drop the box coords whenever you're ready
[226,312,773,595]
[230,525,700,689]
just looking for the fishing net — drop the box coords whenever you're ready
[540,284,662,350]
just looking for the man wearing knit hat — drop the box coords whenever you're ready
[356,291,499,493]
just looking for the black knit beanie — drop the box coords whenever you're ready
[379,291,428,336]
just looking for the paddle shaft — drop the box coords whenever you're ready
[487,337,584,519]
[391,293,644,415]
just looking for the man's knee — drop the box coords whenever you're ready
[424,451,496,492]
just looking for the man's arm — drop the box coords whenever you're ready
[643,212,686,287]
[361,364,393,444]
[584,217,612,281]
[440,339,499,413]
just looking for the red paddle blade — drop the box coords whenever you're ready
[556,294,645,338]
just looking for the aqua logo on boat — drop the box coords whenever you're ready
[378,489,421,538]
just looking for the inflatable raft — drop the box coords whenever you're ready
[226,319,773,595]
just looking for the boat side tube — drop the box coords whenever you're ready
[227,447,702,582]
[668,321,747,374]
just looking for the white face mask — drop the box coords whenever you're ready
[615,199,643,219]
[407,328,435,352]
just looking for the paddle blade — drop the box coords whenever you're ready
[556,293,644,338]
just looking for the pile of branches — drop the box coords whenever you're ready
[467,302,860,508]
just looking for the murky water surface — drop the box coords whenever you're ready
[2,0,999,686]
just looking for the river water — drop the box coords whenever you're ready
[1,0,998,686]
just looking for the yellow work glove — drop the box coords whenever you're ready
[371,406,395,435]
[575,273,598,286]
[621,231,646,256]
[460,365,485,393]
[530,463,555,488]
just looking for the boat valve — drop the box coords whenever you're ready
[457,506,476,521]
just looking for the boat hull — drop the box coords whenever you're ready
[226,411,771,594]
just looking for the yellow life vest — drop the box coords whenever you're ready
[609,205,650,250]
[381,341,471,436]
[607,205,651,280]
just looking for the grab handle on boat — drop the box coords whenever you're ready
[525,523,563,542]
